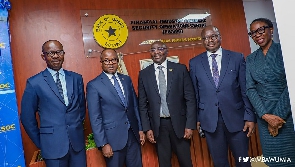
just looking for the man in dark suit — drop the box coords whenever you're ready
[21,40,86,167]
[189,25,256,167]
[86,49,145,167]
[138,41,197,167]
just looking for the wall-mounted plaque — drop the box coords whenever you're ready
[80,9,211,57]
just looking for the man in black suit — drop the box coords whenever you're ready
[138,41,197,167]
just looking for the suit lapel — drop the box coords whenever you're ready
[201,53,216,88]
[146,65,160,96]
[166,61,174,96]
[65,70,73,105]
[218,50,231,88]
[117,73,129,107]
[42,69,65,104]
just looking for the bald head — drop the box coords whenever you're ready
[201,25,220,37]
[151,41,166,47]
[42,40,63,53]
[201,25,222,53]
[150,41,168,65]
[100,48,119,74]
[100,48,117,59]
[41,40,64,71]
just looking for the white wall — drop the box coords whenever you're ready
[272,0,295,130]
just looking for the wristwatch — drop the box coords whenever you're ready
[101,143,108,147]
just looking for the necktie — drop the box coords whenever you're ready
[56,72,65,102]
[112,75,126,107]
[157,66,170,117]
[211,54,219,87]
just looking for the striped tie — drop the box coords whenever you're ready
[112,75,127,107]
[158,66,170,117]
[56,72,64,102]
[211,54,219,87]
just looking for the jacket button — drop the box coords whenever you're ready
[125,122,128,124]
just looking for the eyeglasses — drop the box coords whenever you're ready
[150,47,167,53]
[202,34,219,41]
[101,58,118,64]
[43,50,65,57]
[248,26,270,37]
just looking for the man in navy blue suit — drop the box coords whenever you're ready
[189,25,256,167]
[21,40,86,167]
[86,49,145,167]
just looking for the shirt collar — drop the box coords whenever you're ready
[47,67,65,76]
[207,47,222,58]
[154,59,168,70]
[104,71,118,80]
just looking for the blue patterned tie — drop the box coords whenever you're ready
[56,72,64,102]
[112,75,126,107]
[211,54,219,87]
[157,66,170,117]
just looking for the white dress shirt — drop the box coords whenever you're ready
[154,59,168,92]
[154,60,169,117]
[47,68,69,106]
[207,47,223,76]
[104,72,125,97]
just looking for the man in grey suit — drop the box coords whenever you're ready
[138,41,197,167]
[86,49,145,167]
[189,25,256,167]
[21,40,86,167]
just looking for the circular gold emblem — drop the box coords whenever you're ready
[93,14,128,49]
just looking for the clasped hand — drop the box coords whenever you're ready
[102,131,145,158]
[139,131,146,145]
[243,121,255,137]
[102,144,113,158]
[262,114,286,137]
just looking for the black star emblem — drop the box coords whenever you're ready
[105,26,116,37]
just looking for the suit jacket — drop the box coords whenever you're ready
[189,49,255,133]
[86,72,142,151]
[21,69,86,159]
[138,61,197,138]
